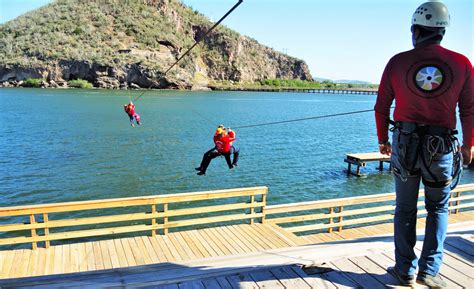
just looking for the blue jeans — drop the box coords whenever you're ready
[391,129,453,276]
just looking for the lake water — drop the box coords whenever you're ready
[1,88,473,208]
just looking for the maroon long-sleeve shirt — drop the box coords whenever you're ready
[374,43,473,148]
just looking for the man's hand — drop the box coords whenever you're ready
[379,142,392,156]
[461,145,472,165]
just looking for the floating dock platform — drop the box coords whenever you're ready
[344,152,391,176]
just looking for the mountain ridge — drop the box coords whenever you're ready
[0,0,312,89]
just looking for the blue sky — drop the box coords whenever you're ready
[0,0,472,83]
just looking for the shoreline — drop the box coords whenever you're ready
[0,84,379,93]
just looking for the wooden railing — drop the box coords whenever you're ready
[0,187,267,250]
[265,184,474,235]
[1,184,473,250]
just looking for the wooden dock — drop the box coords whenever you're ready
[1,184,473,287]
[0,221,471,288]
[344,152,391,176]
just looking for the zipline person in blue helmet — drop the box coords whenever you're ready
[375,1,473,288]
[195,125,239,176]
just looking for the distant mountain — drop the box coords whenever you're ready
[0,0,312,89]
[313,77,372,85]
[313,77,331,82]
[335,79,372,85]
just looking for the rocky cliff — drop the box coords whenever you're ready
[0,0,312,89]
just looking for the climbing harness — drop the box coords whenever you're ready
[392,121,462,189]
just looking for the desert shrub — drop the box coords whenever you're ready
[22,78,42,87]
[68,79,93,88]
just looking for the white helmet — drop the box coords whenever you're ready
[412,1,450,28]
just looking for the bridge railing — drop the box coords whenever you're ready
[265,184,474,235]
[0,187,267,250]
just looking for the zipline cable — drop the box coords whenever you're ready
[132,0,244,103]
[233,107,392,129]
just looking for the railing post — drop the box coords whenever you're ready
[455,191,461,214]
[250,195,255,225]
[261,193,267,224]
[328,207,334,233]
[43,213,50,248]
[151,204,156,237]
[337,206,344,232]
[449,191,454,213]
[163,203,168,235]
[29,214,37,250]
[338,206,344,232]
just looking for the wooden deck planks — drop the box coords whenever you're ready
[168,233,193,260]
[292,265,338,289]
[224,226,256,254]
[270,266,312,289]
[147,236,169,263]
[331,257,386,289]
[152,235,174,262]
[349,255,400,286]
[188,229,220,258]
[105,239,121,269]
[178,232,205,259]
[120,238,138,267]
[226,272,259,289]
[200,277,223,289]
[225,225,260,252]
[237,225,273,250]
[0,229,472,288]
[70,243,80,273]
[382,250,463,289]
[113,238,130,267]
[133,237,153,265]
[161,234,186,261]
[266,223,308,246]
[213,227,246,254]
[248,268,285,288]
[77,242,88,272]
[194,229,225,256]
[253,224,289,247]
[91,241,104,270]
[0,216,472,283]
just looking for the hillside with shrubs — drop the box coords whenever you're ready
[0,0,312,89]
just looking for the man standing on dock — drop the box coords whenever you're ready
[374,1,473,288]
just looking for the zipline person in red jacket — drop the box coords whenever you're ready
[195,125,239,176]
[124,101,141,127]
[374,1,473,287]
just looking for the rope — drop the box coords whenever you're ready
[132,0,244,103]
[187,106,217,127]
[233,108,377,129]
[164,0,243,75]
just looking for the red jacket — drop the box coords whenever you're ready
[375,43,473,147]
[214,130,236,153]
[124,104,135,116]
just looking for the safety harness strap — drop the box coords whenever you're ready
[422,177,452,188]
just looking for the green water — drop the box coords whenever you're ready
[1,88,472,208]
